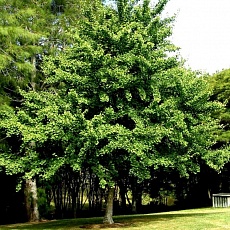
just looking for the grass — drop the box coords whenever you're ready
[1,208,230,230]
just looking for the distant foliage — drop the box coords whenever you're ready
[208,69,230,145]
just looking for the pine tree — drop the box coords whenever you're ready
[0,0,102,102]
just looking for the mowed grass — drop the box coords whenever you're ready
[1,208,230,230]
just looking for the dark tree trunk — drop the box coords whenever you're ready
[131,180,142,213]
[24,179,39,222]
[132,193,142,213]
[103,187,115,224]
[118,181,127,211]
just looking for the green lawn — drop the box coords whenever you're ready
[1,208,230,230]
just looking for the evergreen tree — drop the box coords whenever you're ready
[0,0,102,102]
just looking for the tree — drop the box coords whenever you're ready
[0,0,229,224]
[208,69,230,145]
[0,0,102,102]
[206,69,230,195]
[0,0,51,98]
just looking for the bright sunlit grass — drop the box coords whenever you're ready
[1,207,230,230]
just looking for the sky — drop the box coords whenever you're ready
[162,0,230,74]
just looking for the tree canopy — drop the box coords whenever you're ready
[1,0,226,186]
[0,0,102,104]
[0,0,229,224]
[208,69,230,145]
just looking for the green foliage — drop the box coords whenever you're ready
[0,0,51,92]
[208,69,230,144]
[0,0,227,188]
[0,0,103,183]
[0,0,103,102]
[37,188,54,218]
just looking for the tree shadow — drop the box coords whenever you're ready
[0,209,227,229]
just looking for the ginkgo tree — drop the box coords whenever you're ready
[0,0,229,224]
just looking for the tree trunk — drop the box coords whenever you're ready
[132,194,142,213]
[131,181,142,213]
[103,187,115,224]
[131,199,137,213]
[118,181,127,211]
[25,179,40,222]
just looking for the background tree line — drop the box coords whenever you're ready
[0,0,229,225]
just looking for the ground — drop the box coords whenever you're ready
[1,208,230,230]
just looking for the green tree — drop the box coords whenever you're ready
[0,0,102,102]
[208,69,230,145]
[0,0,229,224]
[206,69,230,197]
[0,0,51,97]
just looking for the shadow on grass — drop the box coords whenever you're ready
[0,209,227,229]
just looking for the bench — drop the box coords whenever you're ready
[212,193,230,207]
